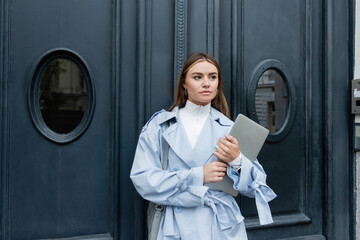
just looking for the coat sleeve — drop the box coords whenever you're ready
[130,129,209,207]
[227,155,277,225]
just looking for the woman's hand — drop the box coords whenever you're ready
[203,161,228,184]
[213,135,240,163]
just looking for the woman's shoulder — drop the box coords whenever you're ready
[141,108,177,133]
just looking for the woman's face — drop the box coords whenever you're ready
[183,61,219,106]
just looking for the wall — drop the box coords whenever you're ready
[355,0,360,239]
[355,0,360,78]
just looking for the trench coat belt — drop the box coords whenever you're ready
[250,181,276,225]
[204,192,243,239]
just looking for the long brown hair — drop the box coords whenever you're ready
[168,52,229,117]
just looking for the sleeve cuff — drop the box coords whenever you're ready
[189,166,204,186]
[186,166,208,200]
[228,152,242,171]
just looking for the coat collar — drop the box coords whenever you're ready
[158,106,232,126]
[161,106,232,168]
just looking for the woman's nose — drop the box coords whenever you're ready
[203,77,210,87]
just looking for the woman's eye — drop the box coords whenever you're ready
[194,76,201,80]
[210,75,217,80]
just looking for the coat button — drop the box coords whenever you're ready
[171,167,179,172]
[174,206,183,213]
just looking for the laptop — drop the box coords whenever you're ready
[205,114,269,196]
[229,114,269,162]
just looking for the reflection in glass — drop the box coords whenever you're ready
[38,58,87,133]
[255,69,288,133]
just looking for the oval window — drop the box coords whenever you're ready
[255,69,289,133]
[247,59,296,142]
[28,49,95,143]
[39,58,87,133]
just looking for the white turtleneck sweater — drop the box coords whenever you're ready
[178,100,242,171]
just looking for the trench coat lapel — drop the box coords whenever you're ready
[195,111,233,165]
[191,117,218,166]
[162,108,232,168]
[162,120,198,167]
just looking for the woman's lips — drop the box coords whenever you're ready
[200,91,212,94]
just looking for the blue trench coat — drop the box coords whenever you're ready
[130,107,276,240]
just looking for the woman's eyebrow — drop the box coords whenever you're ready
[191,72,218,75]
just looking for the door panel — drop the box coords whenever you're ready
[242,0,304,217]
[9,1,112,239]
[238,0,324,238]
[121,0,325,239]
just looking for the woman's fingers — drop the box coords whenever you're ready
[203,161,228,184]
[225,134,238,144]
[215,165,227,172]
[213,150,226,161]
[217,141,230,153]
[214,136,240,163]
[214,143,229,161]
[216,167,227,173]
[211,162,227,177]
[214,160,227,167]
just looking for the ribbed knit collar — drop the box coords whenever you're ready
[182,100,211,116]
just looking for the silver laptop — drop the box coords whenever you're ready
[230,114,269,162]
[205,114,269,196]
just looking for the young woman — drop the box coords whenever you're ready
[130,52,276,239]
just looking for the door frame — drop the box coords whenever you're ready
[324,0,355,239]
[0,0,10,239]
